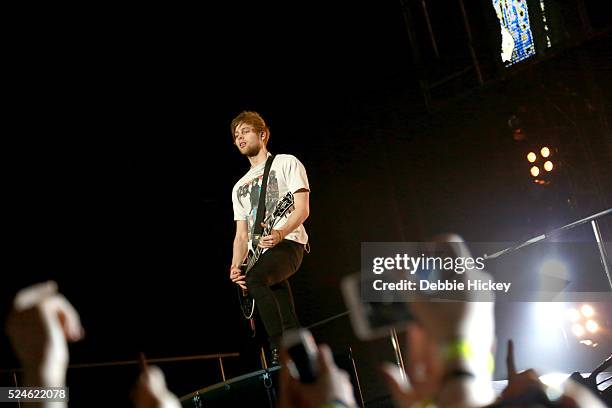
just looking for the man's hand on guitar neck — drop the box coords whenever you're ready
[258,222,286,249]
[229,265,247,290]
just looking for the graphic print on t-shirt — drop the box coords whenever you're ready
[235,170,280,240]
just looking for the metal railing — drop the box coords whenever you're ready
[484,208,612,290]
[1,352,240,386]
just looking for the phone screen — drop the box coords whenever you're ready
[363,301,413,331]
[341,272,413,340]
[282,328,319,383]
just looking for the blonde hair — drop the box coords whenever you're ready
[230,111,270,145]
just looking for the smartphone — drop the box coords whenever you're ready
[281,328,319,383]
[341,272,414,341]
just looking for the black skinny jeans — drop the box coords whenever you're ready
[246,239,304,349]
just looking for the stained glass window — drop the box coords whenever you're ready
[492,0,536,66]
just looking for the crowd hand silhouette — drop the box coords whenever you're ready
[132,366,181,408]
[279,343,357,408]
[495,339,607,408]
[380,235,496,408]
[5,281,85,388]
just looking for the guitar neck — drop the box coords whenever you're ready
[245,217,277,273]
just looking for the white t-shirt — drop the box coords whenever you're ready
[232,153,309,247]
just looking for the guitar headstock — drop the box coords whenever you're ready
[273,192,294,219]
[258,192,295,240]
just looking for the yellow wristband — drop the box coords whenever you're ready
[443,339,473,361]
[413,398,435,408]
[442,339,495,374]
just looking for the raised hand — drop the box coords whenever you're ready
[132,366,181,408]
[5,281,85,388]
[279,343,356,408]
[380,324,442,408]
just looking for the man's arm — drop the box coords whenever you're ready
[231,220,249,267]
[230,220,249,289]
[277,189,309,239]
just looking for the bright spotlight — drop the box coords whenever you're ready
[571,324,585,337]
[541,372,569,401]
[567,308,581,322]
[540,372,570,401]
[527,152,537,162]
[544,160,553,171]
[585,320,599,333]
[539,372,570,388]
[534,303,564,330]
[541,147,550,158]
[530,166,540,177]
[581,304,594,318]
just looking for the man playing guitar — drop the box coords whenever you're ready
[229,111,310,366]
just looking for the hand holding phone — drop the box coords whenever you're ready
[341,272,414,341]
[281,328,319,383]
[278,330,358,408]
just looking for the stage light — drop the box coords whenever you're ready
[571,323,585,337]
[527,152,537,162]
[544,161,553,171]
[585,319,599,333]
[540,372,570,401]
[567,308,581,322]
[581,304,594,318]
[579,339,599,347]
[534,303,564,326]
[530,303,566,358]
[525,146,556,185]
[539,372,570,388]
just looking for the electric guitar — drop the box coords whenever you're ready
[237,191,295,319]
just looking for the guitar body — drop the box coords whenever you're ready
[237,252,256,320]
[235,192,295,321]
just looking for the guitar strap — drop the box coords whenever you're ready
[251,154,275,249]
